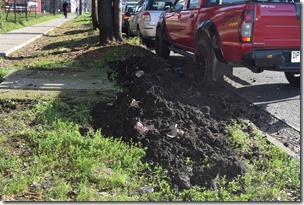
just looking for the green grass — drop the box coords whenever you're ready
[0,11,61,34]
[173,120,300,201]
[0,87,300,201]
[0,100,150,201]
[0,15,300,201]
[0,13,146,77]
[226,120,300,201]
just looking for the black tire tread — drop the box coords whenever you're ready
[285,72,300,88]
[194,37,222,88]
[155,27,170,59]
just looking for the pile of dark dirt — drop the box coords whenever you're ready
[91,52,250,190]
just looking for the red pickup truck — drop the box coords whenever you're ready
[155,0,301,87]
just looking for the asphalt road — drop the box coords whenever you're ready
[166,52,301,133]
[223,68,301,132]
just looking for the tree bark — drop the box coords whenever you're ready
[79,0,82,15]
[91,0,99,29]
[98,0,122,44]
[113,0,123,41]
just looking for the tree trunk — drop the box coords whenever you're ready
[113,0,122,41]
[91,0,99,29]
[98,0,123,44]
[99,0,114,43]
[79,0,82,15]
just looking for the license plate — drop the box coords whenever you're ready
[291,51,300,63]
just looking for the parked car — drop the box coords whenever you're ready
[127,0,173,45]
[122,1,137,34]
[156,0,301,87]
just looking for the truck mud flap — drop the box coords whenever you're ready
[212,58,233,81]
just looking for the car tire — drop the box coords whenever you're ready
[155,27,170,59]
[127,23,132,37]
[137,28,147,45]
[145,39,154,48]
[122,25,126,35]
[194,37,223,88]
[285,72,300,88]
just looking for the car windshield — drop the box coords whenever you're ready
[126,4,136,12]
[146,0,173,10]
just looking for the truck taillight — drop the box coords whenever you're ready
[240,10,253,43]
[142,12,151,21]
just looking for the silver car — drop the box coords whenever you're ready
[127,0,173,45]
[122,1,138,33]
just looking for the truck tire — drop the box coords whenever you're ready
[155,27,170,59]
[194,38,223,88]
[285,72,300,88]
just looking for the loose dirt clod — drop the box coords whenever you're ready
[91,53,248,190]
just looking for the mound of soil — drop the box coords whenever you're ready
[91,53,249,190]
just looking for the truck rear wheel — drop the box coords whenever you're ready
[194,38,222,88]
[285,72,300,88]
[155,27,170,59]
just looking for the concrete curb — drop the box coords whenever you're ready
[265,133,299,160]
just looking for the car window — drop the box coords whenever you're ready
[188,0,199,8]
[134,2,144,12]
[174,0,185,11]
[146,0,174,10]
[126,4,136,13]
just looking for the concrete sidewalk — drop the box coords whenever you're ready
[0,69,115,101]
[0,16,115,101]
[0,15,75,57]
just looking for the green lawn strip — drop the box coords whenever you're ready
[174,120,300,201]
[0,100,151,201]
[0,12,61,34]
[226,120,300,201]
[2,44,148,73]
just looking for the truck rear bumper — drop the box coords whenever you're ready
[243,50,300,72]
